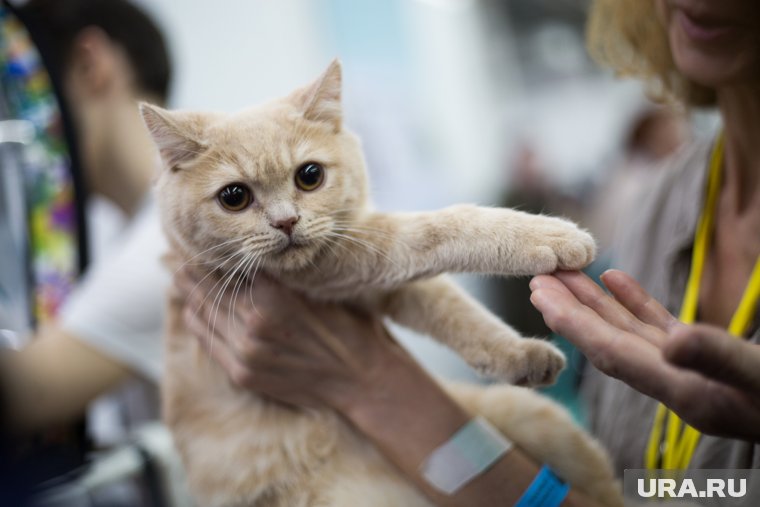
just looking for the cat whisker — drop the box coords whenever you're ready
[197,245,252,271]
[190,242,271,326]
[319,236,343,265]
[209,239,276,327]
[184,248,249,314]
[322,234,364,268]
[186,250,244,356]
[174,232,273,274]
[304,251,322,274]
[172,237,249,274]
[325,238,359,263]
[246,255,264,316]
[235,248,267,323]
[228,251,258,335]
[323,231,402,270]
[209,237,274,274]
[303,216,333,227]
[331,222,420,253]
[306,223,337,241]
[330,223,400,242]
[244,241,284,318]
[208,251,253,352]
[192,248,246,317]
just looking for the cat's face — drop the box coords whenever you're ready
[142,61,369,274]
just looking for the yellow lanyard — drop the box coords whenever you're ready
[645,133,760,470]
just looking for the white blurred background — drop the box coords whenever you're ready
[138,0,645,202]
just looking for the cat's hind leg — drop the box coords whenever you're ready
[381,275,565,386]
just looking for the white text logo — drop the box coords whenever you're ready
[637,478,747,499]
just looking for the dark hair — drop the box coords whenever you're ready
[18,0,172,102]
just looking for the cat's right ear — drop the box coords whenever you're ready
[289,59,343,132]
[140,103,207,171]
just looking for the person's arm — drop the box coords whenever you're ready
[177,268,603,507]
[1,328,130,432]
[1,206,170,434]
[3,204,172,433]
[530,269,760,441]
[331,338,598,507]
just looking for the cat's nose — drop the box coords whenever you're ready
[270,215,300,236]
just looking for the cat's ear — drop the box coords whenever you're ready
[291,59,342,131]
[139,103,207,171]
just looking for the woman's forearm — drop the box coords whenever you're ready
[2,329,129,432]
[333,341,602,507]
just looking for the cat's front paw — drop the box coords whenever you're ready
[523,216,596,274]
[511,339,566,387]
[470,338,566,387]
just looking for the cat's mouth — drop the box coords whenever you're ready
[279,236,310,252]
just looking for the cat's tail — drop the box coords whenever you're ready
[445,382,625,507]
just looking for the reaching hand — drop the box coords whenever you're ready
[530,269,760,442]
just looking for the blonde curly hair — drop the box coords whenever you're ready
[586,0,716,106]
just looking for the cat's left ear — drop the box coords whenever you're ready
[291,59,342,131]
[140,103,208,171]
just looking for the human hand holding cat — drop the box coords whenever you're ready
[530,270,760,442]
[175,266,404,412]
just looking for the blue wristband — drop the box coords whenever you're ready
[514,465,570,507]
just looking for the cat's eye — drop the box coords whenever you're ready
[218,184,252,212]
[295,163,324,191]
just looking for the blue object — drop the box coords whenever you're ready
[514,465,570,507]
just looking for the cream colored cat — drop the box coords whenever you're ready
[142,60,623,507]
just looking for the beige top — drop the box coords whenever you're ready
[581,137,760,473]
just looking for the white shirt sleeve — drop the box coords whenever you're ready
[58,200,170,383]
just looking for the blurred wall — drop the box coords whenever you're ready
[136,0,327,110]
[135,0,522,205]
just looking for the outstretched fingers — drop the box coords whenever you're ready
[530,277,667,392]
[531,272,760,441]
[601,270,681,335]
[552,271,667,346]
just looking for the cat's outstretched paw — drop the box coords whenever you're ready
[469,339,566,387]
[521,215,596,274]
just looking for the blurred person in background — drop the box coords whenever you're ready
[587,105,690,253]
[488,142,555,340]
[1,0,172,500]
[178,0,760,505]
[531,0,760,473]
